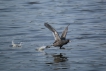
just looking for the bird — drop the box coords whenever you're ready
[44,23,70,49]
[12,40,22,47]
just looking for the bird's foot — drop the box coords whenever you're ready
[60,47,65,49]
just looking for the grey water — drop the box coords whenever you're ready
[0,0,106,71]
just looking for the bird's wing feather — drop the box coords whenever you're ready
[44,23,61,41]
[61,24,70,39]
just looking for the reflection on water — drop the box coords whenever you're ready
[0,0,106,71]
[45,53,70,70]
[53,53,68,63]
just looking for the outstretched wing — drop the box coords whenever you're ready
[44,23,61,41]
[61,24,70,39]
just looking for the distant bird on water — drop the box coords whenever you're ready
[44,23,70,49]
[12,40,22,47]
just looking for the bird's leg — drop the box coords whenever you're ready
[60,46,62,49]
[60,46,65,49]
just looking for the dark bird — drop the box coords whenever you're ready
[44,23,70,49]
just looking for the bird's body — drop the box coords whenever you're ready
[53,40,69,47]
[44,23,70,49]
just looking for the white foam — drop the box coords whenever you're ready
[36,46,47,52]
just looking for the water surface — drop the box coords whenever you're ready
[0,0,106,71]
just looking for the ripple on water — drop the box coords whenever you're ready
[26,1,40,5]
[0,33,29,37]
[76,34,106,40]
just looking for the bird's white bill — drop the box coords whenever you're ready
[69,40,71,43]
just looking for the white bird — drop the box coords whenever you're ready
[12,40,22,47]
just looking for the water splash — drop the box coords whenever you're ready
[12,40,22,47]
